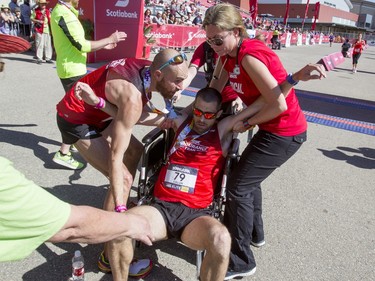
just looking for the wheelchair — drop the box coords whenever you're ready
[136,126,241,279]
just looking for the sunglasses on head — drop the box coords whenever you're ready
[193,107,218,120]
[158,52,187,71]
[206,32,231,46]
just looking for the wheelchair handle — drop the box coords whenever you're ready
[228,138,240,159]
[142,127,166,145]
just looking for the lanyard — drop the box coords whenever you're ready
[142,67,177,117]
[143,68,164,114]
[167,120,210,159]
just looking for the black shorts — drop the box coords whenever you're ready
[60,75,85,93]
[151,198,213,239]
[56,113,111,145]
[352,53,361,64]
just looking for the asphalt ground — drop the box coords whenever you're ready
[0,42,374,281]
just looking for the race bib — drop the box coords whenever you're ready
[164,164,198,194]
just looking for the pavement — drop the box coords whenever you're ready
[0,42,374,281]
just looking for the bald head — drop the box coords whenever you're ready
[151,49,185,72]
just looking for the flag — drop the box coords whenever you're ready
[249,0,258,24]
[312,1,320,30]
[301,0,310,29]
[283,0,290,26]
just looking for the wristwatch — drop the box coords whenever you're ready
[286,73,299,86]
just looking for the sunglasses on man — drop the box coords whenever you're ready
[206,32,231,46]
[158,52,188,71]
[192,107,218,120]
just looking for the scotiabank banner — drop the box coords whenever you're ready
[94,0,144,61]
[149,24,206,48]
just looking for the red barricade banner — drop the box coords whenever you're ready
[148,24,206,48]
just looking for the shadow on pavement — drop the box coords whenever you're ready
[317,146,375,169]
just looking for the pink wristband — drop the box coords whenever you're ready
[95,97,105,109]
[115,205,127,213]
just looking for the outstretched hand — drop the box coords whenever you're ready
[294,63,327,81]
[75,81,99,106]
[104,30,127,50]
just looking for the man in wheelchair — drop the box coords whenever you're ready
[107,87,256,281]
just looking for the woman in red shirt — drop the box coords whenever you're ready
[352,33,366,73]
[202,3,326,280]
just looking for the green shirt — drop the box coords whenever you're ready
[0,157,71,262]
[50,3,91,79]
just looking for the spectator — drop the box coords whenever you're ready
[144,8,152,25]
[152,11,164,26]
[167,13,176,24]
[20,0,32,40]
[0,5,14,35]
[192,12,203,26]
[30,0,53,64]
[11,7,21,36]
[8,0,19,14]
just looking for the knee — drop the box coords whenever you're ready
[208,225,231,258]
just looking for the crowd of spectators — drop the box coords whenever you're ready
[1,0,37,40]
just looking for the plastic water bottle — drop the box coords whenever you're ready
[72,250,85,280]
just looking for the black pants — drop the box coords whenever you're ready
[224,130,307,271]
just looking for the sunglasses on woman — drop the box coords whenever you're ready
[206,32,231,46]
[158,52,188,71]
[192,107,218,120]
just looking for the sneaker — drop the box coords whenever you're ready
[251,239,266,248]
[36,59,42,64]
[45,59,54,64]
[98,251,153,279]
[70,144,78,153]
[224,267,257,280]
[52,151,84,170]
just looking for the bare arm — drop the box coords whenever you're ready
[233,61,327,132]
[48,205,154,246]
[106,80,143,207]
[90,30,127,51]
[75,82,118,117]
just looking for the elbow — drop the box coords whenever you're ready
[279,102,288,113]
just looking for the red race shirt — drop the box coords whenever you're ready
[222,39,307,136]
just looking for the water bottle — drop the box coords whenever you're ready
[72,250,85,281]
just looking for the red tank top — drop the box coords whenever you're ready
[154,118,225,209]
[222,39,307,136]
[56,58,152,129]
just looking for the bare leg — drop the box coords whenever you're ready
[181,216,231,281]
[60,143,71,154]
[108,205,167,281]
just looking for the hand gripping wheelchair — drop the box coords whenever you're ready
[136,126,241,279]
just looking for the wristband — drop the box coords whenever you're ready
[115,205,127,213]
[94,97,105,109]
[286,73,299,86]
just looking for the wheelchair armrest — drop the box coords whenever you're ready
[228,138,240,159]
[142,128,165,145]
